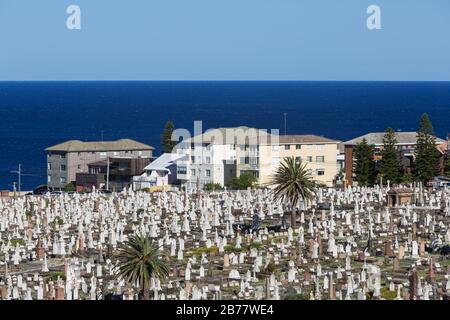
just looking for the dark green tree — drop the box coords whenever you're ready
[203,183,223,191]
[64,182,76,192]
[414,113,439,183]
[445,156,450,177]
[226,172,257,190]
[353,138,376,186]
[161,120,177,153]
[380,128,402,184]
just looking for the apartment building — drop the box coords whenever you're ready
[258,135,340,187]
[174,126,269,190]
[46,139,154,189]
[173,126,339,189]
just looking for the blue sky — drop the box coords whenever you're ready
[0,0,449,80]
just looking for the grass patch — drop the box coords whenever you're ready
[225,245,245,253]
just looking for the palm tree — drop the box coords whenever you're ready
[268,157,316,227]
[115,233,169,300]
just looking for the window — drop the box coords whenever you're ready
[100,152,107,159]
[206,169,211,177]
[77,165,81,170]
[61,153,66,159]
[47,175,51,182]
[295,156,301,164]
[191,143,195,150]
[60,177,67,184]
[191,156,195,164]
[296,144,301,150]
[317,145,324,150]
[317,169,325,176]
[177,167,187,175]
[240,157,245,164]
[113,152,118,156]
[139,151,143,156]
[307,156,312,162]
[206,157,211,164]
[191,169,196,176]
[284,145,290,150]
[61,164,66,171]
[78,152,82,157]
[47,163,52,170]
[118,162,129,171]
[316,156,325,163]
[272,145,279,151]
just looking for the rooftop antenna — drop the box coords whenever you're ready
[283,113,288,135]
[10,164,21,193]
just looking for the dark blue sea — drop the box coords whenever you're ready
[0,81,449,191]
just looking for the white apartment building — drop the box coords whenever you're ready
[174,126,269,191]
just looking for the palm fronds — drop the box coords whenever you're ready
[267,157,316,226]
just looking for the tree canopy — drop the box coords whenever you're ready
[380,127,402,184]
[353,138,376,186]
[161,120,177,154]
[414,113,439,183]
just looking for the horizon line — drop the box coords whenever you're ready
[1,79,450,83]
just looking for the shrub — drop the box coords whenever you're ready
[204,183,223,191]
[46,272,66,281]
[225,245,245,253]
[225,173,257,190]
[248,242,263,250]
[54,216,64,225]
[64,182,76,192]
[190,246,219,256]
[10,239,25,247]
[380,287,397,300]
[25,210,33,220]
[265,261,276,273]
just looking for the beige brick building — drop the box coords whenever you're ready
[258,135,340,187]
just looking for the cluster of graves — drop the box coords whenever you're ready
[0,184,449,300]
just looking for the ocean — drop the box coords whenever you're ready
[0,81,449,191]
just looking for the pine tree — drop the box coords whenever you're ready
[445,156,450,177]
[161,120,176,153]
[353,138,376,186]
[380,127,402,184]
[414,113,439,183]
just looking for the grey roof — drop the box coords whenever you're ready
[46,139,154,152]
[343,132,445,146]
[278,135,340,144]
[184,127,339,146]
[185,126,269,144]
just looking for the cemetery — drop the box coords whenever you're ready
[0,184,449,300]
